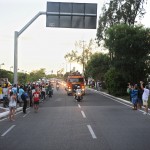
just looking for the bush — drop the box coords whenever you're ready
[104,68,127,96]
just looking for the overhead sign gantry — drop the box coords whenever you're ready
[46,2,97,29]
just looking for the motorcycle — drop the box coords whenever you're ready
[74,90,83,102]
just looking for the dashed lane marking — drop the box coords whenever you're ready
[78,104,81,108]
[87,125,97,139]
[23,111,30,118]
[81,111,86,118]
[1,125,16,137]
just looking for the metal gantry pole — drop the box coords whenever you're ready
[14,31,18,84]
[13,12,46,84]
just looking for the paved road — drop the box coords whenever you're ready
[0,87,150,150]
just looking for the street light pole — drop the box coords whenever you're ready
[13,11,46,84]
[14,31,18,84]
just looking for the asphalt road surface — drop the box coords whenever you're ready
[0,86,150,150]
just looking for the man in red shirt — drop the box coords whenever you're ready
[32,88,40,112]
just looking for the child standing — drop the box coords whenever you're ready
[9,91,17,121]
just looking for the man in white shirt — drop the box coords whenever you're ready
[140,81,150,115]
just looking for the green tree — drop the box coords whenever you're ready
[18,72,29,85]
[64,39,94,74]
[64,50,77,72]
[104,24,150,83]
[96,0,147,45]
[85,53,110,81]
[29,68,46,82]
[105,67,127,96]
[0,69,13,83]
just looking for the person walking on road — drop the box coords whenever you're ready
[32,88,40,112]
[140,81,150,115]
[8,91,17,121]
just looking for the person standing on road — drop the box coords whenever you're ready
[21,89,28,114]
[0,84,3,103]
[41,85,46,101]
[47,83,52,98]
[2,83,9,108]
[32,88,40,112]
[12,84,18,96]
[8,91,17,121]
[27,85,33,107]
[140,81,150,115]
[131,84,138,110]
[137,84,143,109]
[18,85,24,107]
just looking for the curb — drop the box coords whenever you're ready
[0,107,22,119]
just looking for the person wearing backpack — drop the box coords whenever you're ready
[18,85,24,107]
[21,89,28,114]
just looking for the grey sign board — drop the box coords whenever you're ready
[46,2,97,29]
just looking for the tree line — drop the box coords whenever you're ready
[64,0,150,96]
[0,68,57,85]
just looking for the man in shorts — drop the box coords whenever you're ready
[32,88,40,112]
[140,81,150,115]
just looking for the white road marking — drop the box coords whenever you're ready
[87,125,97,139]
[1,125,16,137]
[0,117,7,122]
[94,90,133,107]
[55,98,64,101]
[23,111,30,118]
[78,104,81,108]
[91,89,150,115]
[81,111,86,118]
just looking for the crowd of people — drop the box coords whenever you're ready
[127,81,150,115]
[0,79,150,121]
[0,82,54,121]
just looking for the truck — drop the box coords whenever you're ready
[66,72,85,96]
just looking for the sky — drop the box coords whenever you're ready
[0,0,150,74]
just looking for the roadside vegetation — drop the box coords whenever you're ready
[65,0,150,97]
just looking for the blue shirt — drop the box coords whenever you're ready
[19,88,24,97]
[12,87,17,94]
